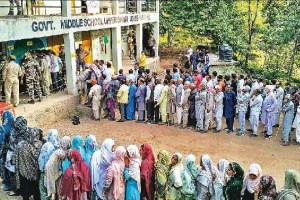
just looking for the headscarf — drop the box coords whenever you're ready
[154,150,169,198]
[218,159,230,185]
[38,142,55,172]
[109,146,126,200]
[91,138,115,199]
[198,154,214,190]
[127,145,141,192]
[259,175,277,200]
[241,163,262,195]
[83,134,98,170]
[45,149,66,196]
[15,126,43,189]
[276,169,300,200]
[71,135,85,158]
[60,136,71,151]
[47,129,60,149]
[92,64,101,78]
[0,111,14,144]
[225,162,244,200]
[13,116,29,141]
[181,154,199,197]
[60,149,91,200]
[141,144,155,200]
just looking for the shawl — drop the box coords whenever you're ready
[12,116,29,143]
[241,163,262,195]
[15,129,43,189]
[105,146,126,200]
[218,159,230,185]
[47,129,60,149]
[276,169,300,200]
[0,111,14,145]
[91,138,115,199]
[83,134,98,170]
[38,142,55,172]
[154,150,169,197]
[141,143,155,200]
[60,149,91,200]
[45,149,66,196]
[259,175,277,200]
[225,162,244,200]
[181,154,199,197]
[198,154,214,187]
[169,152,184,188]
[127,145,141,192]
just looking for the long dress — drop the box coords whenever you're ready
[154,150,169,200]
[83,134,98,171]
[127,84,137,120]
[281,101,294,142]
[158,85,168,123]
[168,153,183,200]
[261,92,278,135]
[224,162,244,200]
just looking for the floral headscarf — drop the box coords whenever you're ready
[60,136,71,151]
[185,154,200,180]
[276,169,300,200]
[259,175,277,200]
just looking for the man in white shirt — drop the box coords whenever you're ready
[99,60,107,73]
[104,62,113,81]
[50,51,62,92]
[153,79,164,123]
[127,69,135,83]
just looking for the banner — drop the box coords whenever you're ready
[86,0,100,14]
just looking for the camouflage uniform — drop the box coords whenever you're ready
[0,58,8,99]
[21,56,42,102]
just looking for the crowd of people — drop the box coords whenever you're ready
[80,59,300,147]
[0,111,299,200]
[0,49,66,106]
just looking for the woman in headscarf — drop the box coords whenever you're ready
[196,154,215,200]
[38,142,56,200]
[60,149,91,200]
[0,111,14,191]
[181,154,200,200]
[154,150,169,200]
[15,126,43,200]
[241,163,262,200]
[258,175,277,200]
[224,162,245,200]
[83,134,98,171]
[125,145,141,200]
[276,169,300,200]
[168,152,184,200]
[47,129,60,149]
[91,138,115,199]
[140,143,155,200]
[103,146,126,200]
[62,135,85,173]
[6,116,27,196]
[44,137,70,200]
[213,159,230,200]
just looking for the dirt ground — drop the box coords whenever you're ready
[42,114,299,188]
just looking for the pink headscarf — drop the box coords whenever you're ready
[241,163,262,195]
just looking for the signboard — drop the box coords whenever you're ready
[86,0,100,14]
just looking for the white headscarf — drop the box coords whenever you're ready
[218,159,230,185]
[241,163,262,195]
[198,155,214,187]
[127,145,141,192]
[100,138,115,164]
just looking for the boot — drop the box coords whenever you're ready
[7,10,14,15]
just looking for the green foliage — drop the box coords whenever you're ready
[159,0,300,80]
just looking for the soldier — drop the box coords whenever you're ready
[0,54,8,100]
[8,0,22,16]
[3,55,22,106]
[21,52,42,104]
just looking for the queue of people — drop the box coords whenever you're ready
[0,111,298,200]
[82,61,300,147]
[0,49,66,106]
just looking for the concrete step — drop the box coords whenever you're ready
[76,104,93,117]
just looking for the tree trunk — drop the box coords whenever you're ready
[288,37,299,78]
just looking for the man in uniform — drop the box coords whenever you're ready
[3,55,22,106]
[21,52,42,104]
[8,0,22,15]
[0,55,8,100]
[37,51,51,96]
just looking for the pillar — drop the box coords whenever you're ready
[153,21,159,57]
[64,32,78,95]
[137,0,142,13]
[155,0,159,13]
[61,0,72,17]
[112,0,120,15]
[112,26,123,71]
[135,23,143,59]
